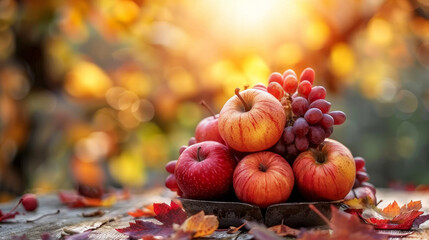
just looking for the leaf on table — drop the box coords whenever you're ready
[297,205,390,240]
[128,204,156,218]
[116,201,187,239]
[10,234,29,240]
[41,233,56,240]
[246,221,284,240]
[58,190,116,208]
[345,198,425,230]
[268,222,300,237]
[170,230,193,240]
[413,214,429,228]
[176,211,219,238]
[81,209,105,217]
[0,209,19,222]
[64,231,92,240]
[153,201,187,226]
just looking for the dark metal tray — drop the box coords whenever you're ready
[179,198,345,228]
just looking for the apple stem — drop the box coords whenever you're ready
[235,88,250,112]
[197,146,203,162]
[309,204,333,229]
[259,163,267,172]
[200,100,217,119]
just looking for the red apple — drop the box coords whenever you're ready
[175,141,236,200]
[195,114,224,144]
[292,139,356,201]
[195,101,225,144]
[219,89,286,152]
[233,151,294,208]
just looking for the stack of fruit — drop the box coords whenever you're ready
[165,68,376,208]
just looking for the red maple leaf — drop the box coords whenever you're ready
[0,209,19,222]
[345,199,427,230]
[116,201,187,239]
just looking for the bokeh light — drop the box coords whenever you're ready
[0,0,428,199]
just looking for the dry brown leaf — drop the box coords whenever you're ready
[177,211,219,238]
[268,222,300,237]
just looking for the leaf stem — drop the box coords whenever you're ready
[235,88,250,112]
[27,210,60,223]
[309,204,333,229]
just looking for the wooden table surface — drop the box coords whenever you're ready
[0,188,428,239]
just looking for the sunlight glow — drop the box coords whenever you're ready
[201,0,301,44]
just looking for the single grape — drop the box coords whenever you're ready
[253,83,267,91]
[354,157,366,171]
[308,86,327,103]
[268,72,284,86]
[319,114,334,129]
[165,174,179,192]
[291,97,309,116]
[283,75,298,94]
[324,126,333,138]
[188,137,196,146]
[361,182,376,194]
[329,111,346,125]
[297,80,312,98]
[299,67,315,84]
[293,118,309,136]
[308,125,325,145]
[286,143,298,156]
[165,160,177,174]
[309,99,331,113]
[304,108,323,124]
[270,140,287,156]
[179,145,187,155]
[267,82,284,100]
[282,126,295,144]
[353,179,362,188]
[356,171,370,182]
[295,136,309,151]
[283,69,297,79]
[21,193,38,212]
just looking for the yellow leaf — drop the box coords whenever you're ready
[179,211,219,238]
[344,196,375,209]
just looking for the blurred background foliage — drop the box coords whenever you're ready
[0,0,428,201]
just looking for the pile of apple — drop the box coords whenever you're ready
[165,68,376,208]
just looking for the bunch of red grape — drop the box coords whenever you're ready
[256,68,346,158]
[353,156,376,194]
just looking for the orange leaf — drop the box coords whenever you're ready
[128,204,156,218]
[401,200,421,212]
[379,201,400,218]
[178,211,219,238]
